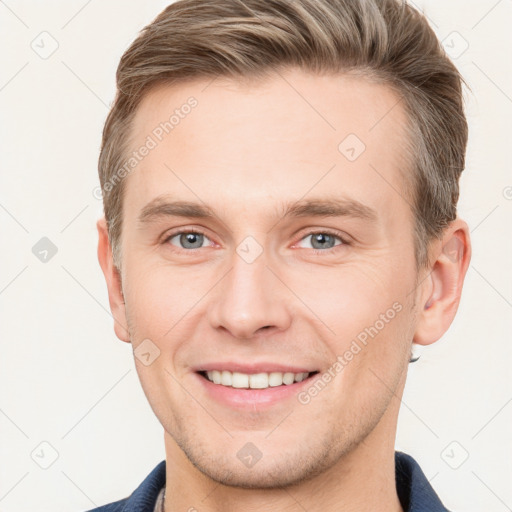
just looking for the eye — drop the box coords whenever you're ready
[162,229,348,253]
[296,231,346,252]
[165,230,212,250]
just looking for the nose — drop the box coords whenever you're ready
[208,245,292,340]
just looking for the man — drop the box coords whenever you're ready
[91,0,471,510]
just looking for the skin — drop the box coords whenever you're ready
[97,67,471,512]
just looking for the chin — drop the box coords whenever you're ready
[180,438,341,490]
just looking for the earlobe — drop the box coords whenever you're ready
[413,218,471,346]
[96,217,131,343]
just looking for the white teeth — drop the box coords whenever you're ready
[249,373,268,389]
[232,372,249,388]
[204,370,311,388]
[220,370,232,386]
[268,372,284,387]
[282,372,295,385]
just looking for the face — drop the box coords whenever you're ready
[108,68,427,487]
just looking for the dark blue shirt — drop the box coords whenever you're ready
[86,451,450,511]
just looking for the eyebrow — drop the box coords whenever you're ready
[137,195,378,225]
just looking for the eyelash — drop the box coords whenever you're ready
[162,228,350,255]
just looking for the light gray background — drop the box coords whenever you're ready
[0,1,511,511]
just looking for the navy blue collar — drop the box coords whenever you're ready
[395,451,451,511]
[88,451,450,511]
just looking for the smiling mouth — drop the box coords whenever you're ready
[197,370,320,389]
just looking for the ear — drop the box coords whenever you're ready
[413,218,471,345]
[97,217,130,343]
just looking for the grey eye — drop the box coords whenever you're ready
[168,232,209,249]
[298,232,342,250]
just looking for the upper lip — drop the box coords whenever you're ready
[194,362,317,374]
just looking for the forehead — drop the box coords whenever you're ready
[124,68,412,226]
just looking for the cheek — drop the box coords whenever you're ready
[297,262,414,372]
[293,259,408,326]
[123,262,201,340]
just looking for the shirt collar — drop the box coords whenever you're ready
[395,451,451,511]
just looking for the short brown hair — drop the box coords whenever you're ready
[98,0,468,270]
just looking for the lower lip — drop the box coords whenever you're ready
[194,372,320,409]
